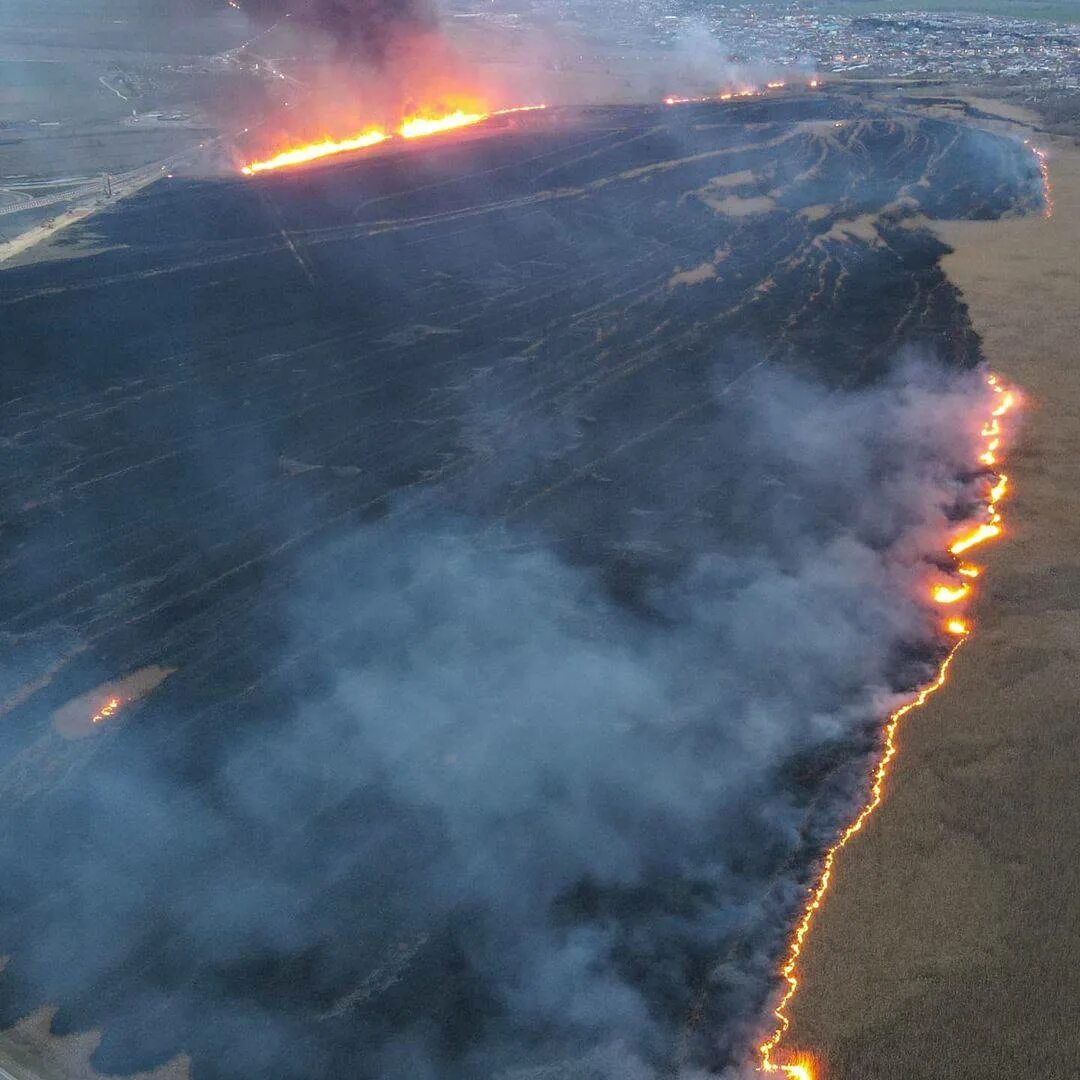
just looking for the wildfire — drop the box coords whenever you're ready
[1025,141,1053,218]
[240,104,547,176]
[665,79,818,107]
[665,95,711,106]
[949,520,1002,555]
[91,697,121,724]
[932,582,970,604]
[242,130,388,175]
[398,109,485,139]
[759,372,1018,1078]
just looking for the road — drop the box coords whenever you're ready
[0,152,191,219]
[0,134,235,264]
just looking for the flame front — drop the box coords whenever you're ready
[240,104,546,176]
[759,372,1018,1079]
[1025,141,1053,218]
[932,583,970,604]
[398,110,486,139]
[242,130,389,175]
[665,79,819,107]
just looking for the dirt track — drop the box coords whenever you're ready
[787,102,1080,1079]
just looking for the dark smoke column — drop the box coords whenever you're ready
[243,0,438,61]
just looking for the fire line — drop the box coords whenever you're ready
[240,104,547,176]
[664,78,819,107]
[1024,141,1053,219]
[759,372,1018,1079]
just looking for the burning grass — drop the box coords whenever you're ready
[240,103,546,175]
[759,371,1019,1079]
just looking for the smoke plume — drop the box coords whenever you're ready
[238,0,438,62]
[0,354,998,1078]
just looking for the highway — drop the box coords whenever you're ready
[0,159,170,218]
[0,181,102,217]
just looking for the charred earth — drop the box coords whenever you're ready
[0,94,1043,1080]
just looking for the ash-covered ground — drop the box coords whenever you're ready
[0,95,1044,1079]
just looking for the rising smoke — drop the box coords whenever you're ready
[0,355,998,1079]
[236,0,438,61]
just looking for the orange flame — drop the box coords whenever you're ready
[398,109,485,139]
[949,520,1002,554]
[757,647,963,1078]
[1025,141,1053,219]
[758,372,1018,1079]
[666,80,817,107]
[932,582,970,604]
[240,104,546,175]
[91,697,121,724]
[665,94,711,106]
[992,392,1015,418]
[242,130,388,175]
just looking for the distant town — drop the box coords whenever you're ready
[3,0,1080,240]
[448,1,1080,88]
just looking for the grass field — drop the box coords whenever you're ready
[788,95,1080,1080]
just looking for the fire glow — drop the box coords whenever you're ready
[240,104,547,175]
[1025,140,1053,218]
[932,582,970,604]
[90,697,121,725]
[759,372,1019,1079]
[664,78,820,107]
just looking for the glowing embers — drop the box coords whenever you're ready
[52,665,176,740]
[91,697,121,724]
[240,104,547,176]
[664,78,818,107]
[664,95,711,106]
[759,371,1020,1079]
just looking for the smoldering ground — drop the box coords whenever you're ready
[0,357,998,1079]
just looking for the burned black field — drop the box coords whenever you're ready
[0,95,1043,1079]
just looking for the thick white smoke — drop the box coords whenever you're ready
[0,353,999,1078]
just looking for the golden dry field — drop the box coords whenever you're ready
[787,99,1080,1079]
